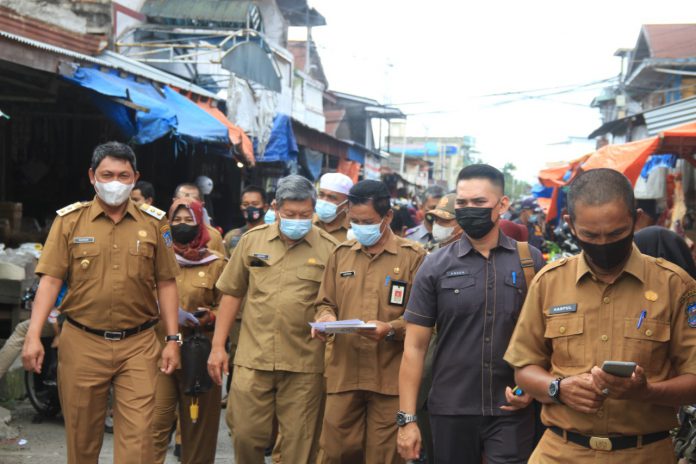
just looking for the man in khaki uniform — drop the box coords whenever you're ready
[22,142,181,464]
[208,175,339,463]
[174,183,226,256]
[313,179,426,464]
[504,168,696,464]
[314,172,353,243]
[424,193,463,251]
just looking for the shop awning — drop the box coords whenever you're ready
[62,66,229,145]
[194,100,255,166]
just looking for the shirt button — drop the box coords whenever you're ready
[113,244,118,249]
[484,362,489,368]
[601,335,608,342]
[484,337,490,343]
[597,409,604,418]
[488,284,493,289]
[113,265,119,270]
[645,329,653,337]
[487,311,492,316]
[559,326,566,334]
[454,289,460,294]
[603,297,611,304]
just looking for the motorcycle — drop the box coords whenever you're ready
[674,405,696,462]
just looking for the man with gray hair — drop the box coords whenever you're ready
[405,185,446,244]
[208,174,339,463]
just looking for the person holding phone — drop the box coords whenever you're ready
[151,198,226,464]
[504,169,696,463]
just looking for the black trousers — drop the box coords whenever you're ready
[430,409,535,464]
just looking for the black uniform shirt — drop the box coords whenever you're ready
[405,231,544,416]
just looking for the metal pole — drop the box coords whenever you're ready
[400,122,407,175]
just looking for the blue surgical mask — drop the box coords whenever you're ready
[315,199,343,223]
[279,217,313,240]
[350,221,384,246]
[264,209,276,224]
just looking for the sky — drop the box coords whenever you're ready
[302,0,696,183]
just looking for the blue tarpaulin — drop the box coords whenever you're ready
[347,146,365,164]
[640,154,678,179]
[258,114,298,163]
[63,67,229,145]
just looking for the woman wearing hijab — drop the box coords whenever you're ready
[152,199,226,464]
[634,225,696,279]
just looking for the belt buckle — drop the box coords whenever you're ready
[104,331,124,341]
[589,436,613,451]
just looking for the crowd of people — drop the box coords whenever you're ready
[7,140,696,464]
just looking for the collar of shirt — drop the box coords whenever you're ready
[456,229,516,257]
[88,196,139,222]
[266,221,319,247]
[575,244,646,284]
[313,211,350,233]
[350,227,398,256]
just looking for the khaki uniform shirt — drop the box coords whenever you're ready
[223,224,249,257]
[177,253,226,314]
[316,231,426,395]
[206,225,226,257]
[216,223,339,373]
[36,198,179,330]
[314,213,351,243]
[504,246,696,436]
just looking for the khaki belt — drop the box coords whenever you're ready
[549,426,669,451]
[66,317,158,341]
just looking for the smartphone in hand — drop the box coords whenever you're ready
[602,361,636,378]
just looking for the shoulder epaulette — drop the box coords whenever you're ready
[56,201,89,217]
[336,239,357,249]
[316,227,340,245]
[401,240,427,253]
[535,255,572,277]
[241,223,270,238]
[139,203,166,220]
[652,256,693,285]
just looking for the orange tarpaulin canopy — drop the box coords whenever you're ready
[581,136,660,186]
[538,154,590,188]
[195,102,255,166]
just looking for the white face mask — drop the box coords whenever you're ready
[432,223,455,242]
[95,181,134,207]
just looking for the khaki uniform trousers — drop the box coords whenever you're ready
[227,365,323,464]
[530,429,677,464]
[58,321,160,464]
[151,368,221,464]
[0,319,53,379]
[318,390,403,464]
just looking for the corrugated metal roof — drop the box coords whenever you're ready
[643,24,696,60]
[0,30,110,66]
[644,96,696,135]
[142,0,252,23]
[0,31,219,100]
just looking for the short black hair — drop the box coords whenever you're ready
[241,185,267,204]
[174,183,201,198]
[348,180,391,218]
[456,164,505,193]
[91,141,137,172]
[567,168,635,220]
[134,181,155,200]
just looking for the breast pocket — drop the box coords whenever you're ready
[70,246,101,283]
[544,315,585,367]
[296,265,325,321]
[438,276,477,315]
[128,241,155,282]
[622,318,670,374]
[503,275,524,318]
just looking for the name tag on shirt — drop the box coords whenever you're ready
[340,271,355,278]
[548,304,577,315]
[253,253,269,260]
[389,280,407,306]
[446,270,469,277]
[73,237,95,244]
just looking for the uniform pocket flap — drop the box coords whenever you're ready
[441,276,475,289]
[544,315,584,339]
[297,265,324,282]
[72,246,100,258]
[623,318,670,342]
[129,243,154,257]
[504,275,522,288]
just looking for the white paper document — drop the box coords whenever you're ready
[309,319,377,334]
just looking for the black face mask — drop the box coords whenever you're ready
[171,223,199,244]
[455,207,496,239]
[574,232,634,271]
[244,206,264,224]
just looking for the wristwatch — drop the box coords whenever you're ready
[548,377,564,404]
[385,323,396,342]
[396,410,418,427]
[164,333,183,346]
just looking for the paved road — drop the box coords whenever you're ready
[0,398,251,463]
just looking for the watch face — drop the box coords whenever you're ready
[549,381,558,397]
[396,412,407,426]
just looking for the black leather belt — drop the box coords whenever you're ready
[67,317,158,341]
[549,426,670,451]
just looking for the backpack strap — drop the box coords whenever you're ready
[516,241,537,287]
